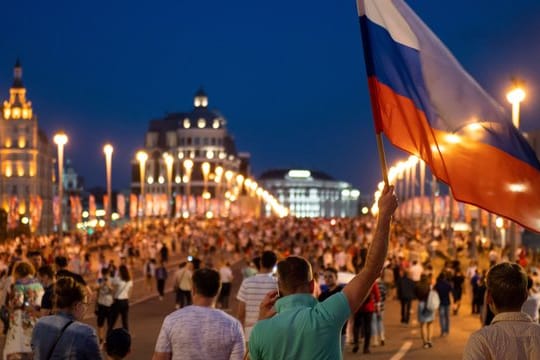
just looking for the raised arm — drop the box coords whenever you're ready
[343,185,397,313]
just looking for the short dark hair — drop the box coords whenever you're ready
[105,328,131,359]
[261,251,277,269]
[38,265,55,279]
[54,277,85,309]
[487,262,528,311]
[325,267,338,276]
[55,256,68,269]
[192,269,221,298]
[277,256,312,295]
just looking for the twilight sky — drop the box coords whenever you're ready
[0,0,539,195]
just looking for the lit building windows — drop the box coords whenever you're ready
[212,119,220,129]
[18,137,26,148]
[197,118,206,128]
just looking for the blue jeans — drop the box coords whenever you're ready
[439,305,450,334]
[371,311,385,341]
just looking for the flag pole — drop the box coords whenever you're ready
[376,133,389,186]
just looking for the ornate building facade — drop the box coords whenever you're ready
[131,89,250,215]
[0,60,54,234]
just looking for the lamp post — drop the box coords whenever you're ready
[163,153,174,218]
[506,84,526,261]
[136,150,148,224]
[214,166,223,216]
[236,174,244,216]
[53,131,68,235]
[201,162,211,213]
[103,143,113,226]
[183,159,193,215]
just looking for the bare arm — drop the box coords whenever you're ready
[152,352,172,360]
[237,301,246,327]
[343,185,397,313]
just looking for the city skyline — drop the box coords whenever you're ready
[0,0,539,195]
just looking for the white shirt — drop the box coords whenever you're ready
[409,264,424,282]
[463,312,540,360]
[155,305,245,360]
[112,278,133,300]
[236,273,277,340]
[522,294,540,322]
[219,266,233,284]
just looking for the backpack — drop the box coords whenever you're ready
[426,289,440,311]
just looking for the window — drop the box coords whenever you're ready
[179,138,185,146]
[167,131,177,147]
[194,138,200,146]
[197,118,206,128]
[211,138,216,145]
[146,132,158,147]
[203,137,209,145]
[187,137,192,145]
[183,119,191,129]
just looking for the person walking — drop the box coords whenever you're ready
[236,251,277,341]
[4,261,44,360]
[416,274,435,349]
[372,275,387,346]
[96,268,114,344]
[108,265,133,332]
[396,268,415,325]
[152,268,245,360]
[464,263,540,359]
[352,283,380,354]
[451,267,464,315]
[218,262,233,310]
[155,260,168,300]
[434,272,453,336]
[173,262,193,309]
[31,277,102,359]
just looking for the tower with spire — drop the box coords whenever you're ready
[0,60,54,235]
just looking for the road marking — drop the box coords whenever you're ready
[389,341,413,360]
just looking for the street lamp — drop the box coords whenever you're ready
[507,86,526,128]
[136,150,148,222]
[506,84,526,261]
[214,166,223,216]
[201,162,211,212]
[183,159,194,215]
[163,153,174,218]
[103,143,114,226]
[53,131,68,235]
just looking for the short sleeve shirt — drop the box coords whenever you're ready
[155,305,245,360]
[249,292,351,360]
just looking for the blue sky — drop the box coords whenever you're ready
[0,0,539,194]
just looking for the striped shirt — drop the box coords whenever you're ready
[236,273,277,340]
[377,279,387,313]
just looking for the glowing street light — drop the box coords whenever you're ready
[201,162,211,212]
[183,159,194,215]
[163,152,174,217]
[103,143,114,226]
[507,86,526,128]
[136,150,148,221]
[506,83,526,261]
[53,131,68,235]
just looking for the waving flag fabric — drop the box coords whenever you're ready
[357,0,540,232]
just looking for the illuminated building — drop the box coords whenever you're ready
[259,169,360,218]
[131,89,249,203]
[0,60,54,234]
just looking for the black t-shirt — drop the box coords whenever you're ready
[41,284,54,311]
[56,269,87,286]
[319,285,346,335]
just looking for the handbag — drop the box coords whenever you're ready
[426,289,440,311]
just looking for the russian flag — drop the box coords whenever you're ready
[357,0,540,233]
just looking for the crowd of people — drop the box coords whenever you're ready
[0,185,538,359]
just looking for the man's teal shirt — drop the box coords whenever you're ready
[249,292,351,360]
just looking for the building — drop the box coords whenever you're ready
[259,169,360,218]
[131,89,250,215]
[0,60,54,234]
